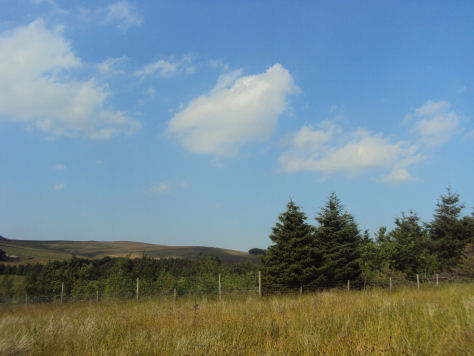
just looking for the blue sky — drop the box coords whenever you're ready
[0,0,473,251]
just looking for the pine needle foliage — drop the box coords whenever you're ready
[429,188,468,269]
[313,193,362,285]
[262,201,320,290]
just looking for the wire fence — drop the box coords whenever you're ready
[1,272,472,305]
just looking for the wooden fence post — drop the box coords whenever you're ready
[25,293,28,305]
[174,288,177,299]
[61,282,64,303]
[436,274,439,286]
[416,274,420,289]
[258,271,262,297]
[136,278,139,300]
[299,284,302,296]
[218,273,222,300]
[96,289,99,302]
[347,280,350,291]
[389,277,392,291]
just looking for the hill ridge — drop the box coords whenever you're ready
[0,235,258,264]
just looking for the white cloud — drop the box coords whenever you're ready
[0,20,140,140]
[53,183,65,190]
[104,1,143,31]
[279,123,423,181]
[150,184,169,192]
[279,100,467,183]
[168,63,299,156]
[379,169,420,183]
[134,55,196,81]
[209,59,229,71]
[54,164,66,170]
[405,100,461,147]
[98,56,127,75]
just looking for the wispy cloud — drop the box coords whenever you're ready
[168,63,299,156]
[98,56,127,75]
[405,100,461,147]
[134,55,196,81]
[31,0,56,6]
[379,169,420,183]
[150,184,169,192]
[53,183,65,190]
[465,129,474,140]
[104,1,143,31]
[0,20,140,140]
[54,164,66,170]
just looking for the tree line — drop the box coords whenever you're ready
[0,188,472,301]
[0,255,258,302]
[262,189,473,290]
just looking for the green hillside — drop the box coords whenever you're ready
[0,236,258,264]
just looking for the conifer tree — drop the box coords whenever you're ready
[262,200,320,290]
[428,188,467,269]
[314,193,362,285]
[389,210,437,276]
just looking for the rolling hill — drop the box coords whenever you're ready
[0,235,259,264]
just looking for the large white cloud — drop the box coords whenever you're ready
[279,99,466,183]
[168,64,298,156]
[279,123,423,181]
[405,100,461,147]
[0,20,140,140]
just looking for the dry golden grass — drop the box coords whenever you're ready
[0,284,472,355]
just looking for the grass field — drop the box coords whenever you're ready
[1,284,472,355]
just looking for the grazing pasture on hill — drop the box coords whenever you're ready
[1,284,472,355]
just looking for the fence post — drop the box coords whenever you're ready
[436,274,439,286]
[96,289,99,302]
[299,284,303,296]
[389,277,392,291]
[136,278,139,300]
[347,280,350,291]
[61,282,64,303]
[173,288,177,299]
[25,293,28,305]
[416,274,420,289]
[258,271,262,297]
[218,273,222,300]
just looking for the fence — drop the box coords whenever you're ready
[1,272,471,305]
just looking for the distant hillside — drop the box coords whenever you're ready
[0,236,259,264]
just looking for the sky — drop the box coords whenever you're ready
[0,0,473,251]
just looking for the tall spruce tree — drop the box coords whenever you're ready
[389,210,437,276]
[262,200,320,290]
[314,193,362,285]
[429,188,466,269]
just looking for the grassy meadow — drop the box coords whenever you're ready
[0,284,472,355]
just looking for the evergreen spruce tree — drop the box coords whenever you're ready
[314,193,362,285]
[389,210,437,276]
[429,188,467,269]
[262,200,320,291]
